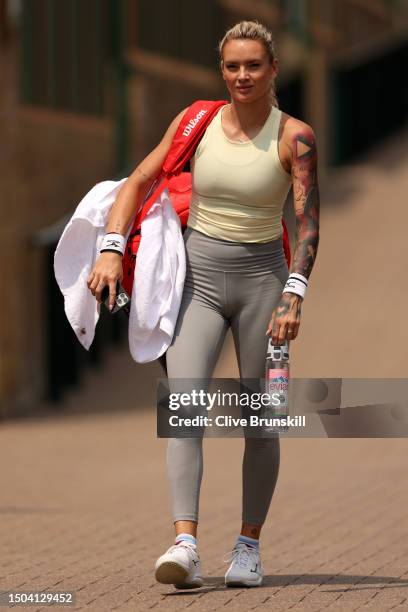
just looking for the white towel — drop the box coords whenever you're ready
[129,188,186,362]
[54,179,186,363]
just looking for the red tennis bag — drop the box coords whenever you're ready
[121,100,291,297]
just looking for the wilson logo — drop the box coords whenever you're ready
[182,109,208,137]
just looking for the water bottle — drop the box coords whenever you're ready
[264,339,289,433]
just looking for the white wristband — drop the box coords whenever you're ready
[282,273,308,300]
[100,233,126,256]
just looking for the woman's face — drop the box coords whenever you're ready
[221,39,277,104]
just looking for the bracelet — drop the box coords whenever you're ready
[100,233,126,256]
[282,273,308,300]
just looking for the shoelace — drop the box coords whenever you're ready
[222,543,259,569]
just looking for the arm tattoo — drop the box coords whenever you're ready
[276,293,302,319]
[290,128,320,279]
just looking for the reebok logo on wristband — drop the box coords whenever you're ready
[282,273,308,299]
[100,233,126,256]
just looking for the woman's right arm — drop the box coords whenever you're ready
[87,107,188,309]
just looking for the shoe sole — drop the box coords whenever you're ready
[225,576,263,587]
[174,577,204,590]
[155,561,188,585]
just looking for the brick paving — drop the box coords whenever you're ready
[1,355,408,612]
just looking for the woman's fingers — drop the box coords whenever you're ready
[108,280,118,311]
[287,321,300,340]
[87,271,95,288]
[91,276,121,305]
[87,253,124,305]
[87,275,118,307]
[277,322,288,345]
[266,293,303,344]
[88,275,98,296]
[88,272,101,296]
[267,316,301,344]
[95,278,108,303]
[267,312,289,344]
[271,319,281,344]
[265,311,276,336]
[266,311,286,344]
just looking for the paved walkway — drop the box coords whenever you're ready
[1,367,408,612]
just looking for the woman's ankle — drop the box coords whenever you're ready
[174,519,198,538]
[240,522,262,540]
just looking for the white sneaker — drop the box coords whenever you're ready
[223,542,263,587]
[154,542,204,589]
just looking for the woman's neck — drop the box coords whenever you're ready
[228,97,273,132]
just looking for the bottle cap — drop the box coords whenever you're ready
[266,339,289,361]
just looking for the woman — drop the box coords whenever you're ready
[87,21,320,589]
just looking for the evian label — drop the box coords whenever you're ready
[267,368,289,410]
[182,109,208,137]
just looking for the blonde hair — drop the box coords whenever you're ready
[218,20,279,108]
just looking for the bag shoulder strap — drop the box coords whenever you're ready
[137,100,228,225]
[161,99,228,177]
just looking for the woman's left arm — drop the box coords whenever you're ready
[266,121,320,344]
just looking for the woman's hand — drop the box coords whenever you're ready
[266,293,302,344]
[87,252,123,309]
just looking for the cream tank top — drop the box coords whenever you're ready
[188,104,292,243]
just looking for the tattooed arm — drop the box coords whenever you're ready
[266,120,320,344]
[290,124,320,278]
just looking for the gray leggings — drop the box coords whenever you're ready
[165,227,289,525]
